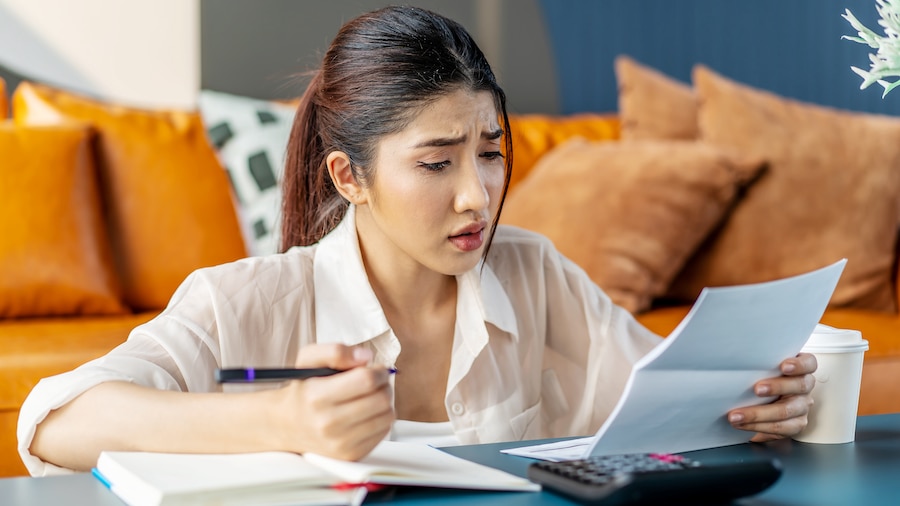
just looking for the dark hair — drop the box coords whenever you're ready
[280,5,513,255]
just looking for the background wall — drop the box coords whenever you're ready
[198,0,558,114]
[0,1,896,115]
[0,0,558,113]
[0,0,199,109]
[539,0,900,115]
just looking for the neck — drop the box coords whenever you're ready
[354,210,457,318]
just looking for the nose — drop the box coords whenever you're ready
[453,156,490,214]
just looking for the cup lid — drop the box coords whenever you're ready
[801,324,868,353]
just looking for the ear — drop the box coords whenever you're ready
[326,151,367,205]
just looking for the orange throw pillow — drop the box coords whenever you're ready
[13,82,248,311]
[615,56,698,141]
[0,122,127,317]
[500,138,764,314]
[0,77,7,118]
[507,113,619,192]
[666,66,900,313]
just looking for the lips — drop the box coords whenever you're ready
[449,222,486,252]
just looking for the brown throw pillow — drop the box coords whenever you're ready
[0,122,128,317]
[500,138,765,313]
[666,66,900,313]
[507,113,620,192]
[13,82,248,311]
[615,55,698,141]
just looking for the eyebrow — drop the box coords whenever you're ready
[412,128,504,148]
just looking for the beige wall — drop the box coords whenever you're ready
[0,0,199,108]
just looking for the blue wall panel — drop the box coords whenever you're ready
[538,0,899,115]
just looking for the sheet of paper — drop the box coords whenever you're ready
[504,259,846,461]
[500,437,594,462]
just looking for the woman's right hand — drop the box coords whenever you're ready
[273,344,394,461]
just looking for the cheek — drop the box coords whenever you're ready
[374,171,442,220]
[485,165,506,205]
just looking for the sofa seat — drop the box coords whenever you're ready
[0,312,157,476]
[636,306,900,417]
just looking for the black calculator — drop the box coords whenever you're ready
[527,452,782,505]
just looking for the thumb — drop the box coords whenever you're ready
[294,343,373,370]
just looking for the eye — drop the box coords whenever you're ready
[418,160,451,172]
[480,151,504,161]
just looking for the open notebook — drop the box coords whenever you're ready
[94,440,539,506]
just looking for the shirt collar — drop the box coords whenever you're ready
[313,206,520,346]
[314,205,391,346]
[458,258,520,342]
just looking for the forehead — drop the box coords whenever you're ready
[397,90,500,141]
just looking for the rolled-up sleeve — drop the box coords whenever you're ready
[16,269,225,476]
[16,249,316,476]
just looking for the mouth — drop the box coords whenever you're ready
[448,222,486,252]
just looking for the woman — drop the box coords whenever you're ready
[19,6,815,475]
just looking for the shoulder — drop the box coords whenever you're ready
[486,224,597,290]
[489,224,557,251]
[484,224,573,285]
[200,246,314,278]
[175,245,317,301]
[487,224,563,267]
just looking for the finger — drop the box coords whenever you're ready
[319,380,393,430]
[729,395,812,435]
[294,343,373,370]
[308,393,395,460]
[304,367,392,406]
[749,432,784,443]
[331,409,396,461]
[753,373,815,398]
[780,352,817,376]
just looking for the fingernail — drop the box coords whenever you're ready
[783,362,796,374]
[756,385,771,396]
[729,413,744,423]
[352,347,373,362]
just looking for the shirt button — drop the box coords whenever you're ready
[450,402,465,416]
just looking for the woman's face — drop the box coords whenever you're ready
[355,89,505,277]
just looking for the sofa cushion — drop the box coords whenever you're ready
[666,66,900,313]
[0,122,127,318]
[507,113,619,192]
[615,55,698,141]
[12,82,248,311]
[198,90,296,256]
[500,138,764,313]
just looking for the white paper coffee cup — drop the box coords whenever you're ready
[793,324,868,444]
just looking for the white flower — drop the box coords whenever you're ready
[843,0,900,97]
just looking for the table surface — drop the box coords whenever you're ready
[3,414,899,505]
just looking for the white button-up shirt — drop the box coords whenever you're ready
[18,206,662,476]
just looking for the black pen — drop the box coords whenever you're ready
[215,367,398,383]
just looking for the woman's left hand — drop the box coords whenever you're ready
[727,352,817,442]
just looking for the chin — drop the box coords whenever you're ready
[438,254,483,277]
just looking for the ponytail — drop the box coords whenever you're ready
[280,71,348,252]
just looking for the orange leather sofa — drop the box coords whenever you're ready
[1,78,898,479]
[1,80,247,477]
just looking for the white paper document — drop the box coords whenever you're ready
[503,259,847,461]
